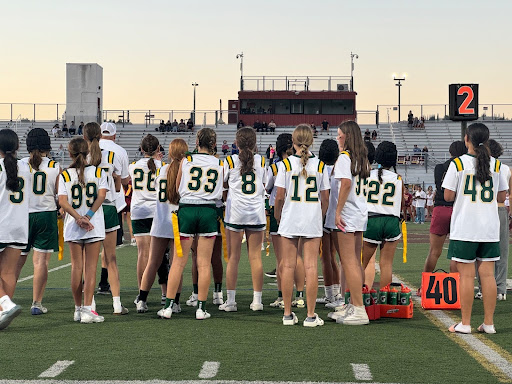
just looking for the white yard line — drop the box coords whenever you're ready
[351,364,373,381]
[18,264,71,283]
[198,362,220,379]
[38,361,74,378]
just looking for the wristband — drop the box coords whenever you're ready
[86,209,95,219]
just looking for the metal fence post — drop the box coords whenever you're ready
[33,104,36,122]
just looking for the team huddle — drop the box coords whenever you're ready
[0,120,507,332]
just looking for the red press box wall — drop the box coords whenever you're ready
[230,91,357,126]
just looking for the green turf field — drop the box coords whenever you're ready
[2,223,512,383]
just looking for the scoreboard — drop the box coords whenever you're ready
[449,84,479,121]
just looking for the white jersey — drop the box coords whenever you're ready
[178,153,223,204]
[0,159,32,244]
[442,154,508,242]
[265,161,279,207]
[58,166,109,242]
[333,151,368,232]
[224,154,266,225]
[99,149,118,206]
[129,158,163,220]
[275,155,330,238]
[100,139,129,212]
[150,164,178,239]
[21,157,59,213]
[366,169,402,218]
[414,190,427,208]
[324,165,339,229]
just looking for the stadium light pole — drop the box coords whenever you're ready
[350,52,358,91]
[192,83,199,125]
[393,74,406,122]
[236,52,244,91]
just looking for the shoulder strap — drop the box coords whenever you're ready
[283,158,292,172]
[95,167,103,178]
[270,163,278,176]
[62,170,71,182]
[317,161,325,173]
[452,157,464,172]
[495,159,501,173]
[226,156,234,169]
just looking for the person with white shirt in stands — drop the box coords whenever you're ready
[413,185,427,224]
[96,122,130,295]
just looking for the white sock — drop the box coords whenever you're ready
[0,295,15,312]
[113,296,122,311]
[333,284,340,296]
[227,290,236,304]
[253,291,262,304]
[91,296,96,311]
[75,305,81,311]
[325,285,333,299]
[83,305,92,312]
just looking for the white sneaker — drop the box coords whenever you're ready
[196,308,211,320]
[73,308,81,322]
[497,293,507,301]
[113,306,129,315]
[131,238,136,246]
[338,305,369,325]
[80,308,104,324]
[133,295,139,305]
[282,312,298,325]
[31,303,48,315]
[136,300,148,313]
[475,291,483,300]
[328,304,351,321]
[316,296,328,304]
[172,303,182,313]
[157,307,173,319]
[270,298,284,308]
[292,298,305,308]
[250,302,263,311]
[325,294,344,309]
[213,291,224,305]
[186,293,198,307]
[219,302,237,312]
[303,313,324,327]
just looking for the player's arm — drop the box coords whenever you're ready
[274,186,285,223]
[320,189,329,220]
[335,178,351,228]
[497,191,506,204]
[442,162,457,202]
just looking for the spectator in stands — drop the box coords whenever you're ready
[372,129,378,140]
[78,121,84,136]
[69,121,76,135]
[237,120,245,129]
[158,120,165,132]
[408,111,413,127]
[419,116,425,129]
[268,120,276,134]
[178,119,186,132]
[187,119,194,132]
[171,119,178,132]
[261,121,268,133]
[310,122,317,137]
[364,128,371,142]
[267,105,273,114]
[266,144,274,162]
[413,144,421,153]
[422,146,429,153]
[222,140,229,156]
[321,119,329,133]
[62,123,70,138]
[231,140,238,155]
[52,124,61,138]
[253,119,262,132]
[165,120,172,132]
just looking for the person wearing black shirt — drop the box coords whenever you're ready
[421,141,467,285]
[321,119,329,133]
[253,119,262,132]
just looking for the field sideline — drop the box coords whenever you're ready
[2,224,512,384]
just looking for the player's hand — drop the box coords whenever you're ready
[335,215,346,232]
[77,216,94,231]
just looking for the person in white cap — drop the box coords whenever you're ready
[97,122,131,294]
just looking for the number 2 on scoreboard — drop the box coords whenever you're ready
[425,275,458,305]
[457,86,475,115]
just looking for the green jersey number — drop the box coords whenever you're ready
[290,175,319,202]
[355,176,368,197]
[158,179,167,202]
[133,168,156,192]
[241,172,256,195]
[188,167,218,194]
[463,175,494,203]
[9,178,25,204]
[33,171,47,195]
[70,183,98,209]
[366,181,396,206]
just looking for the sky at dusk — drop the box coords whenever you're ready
[2,0,512,121]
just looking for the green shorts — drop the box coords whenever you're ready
[178,204,218,237]
[225,223,266,233]
[103,205,120,232]
[448,240,500,263]
[363,215,401,244]
[269,206,279,235]
[0,242,27,252]
[132,218,153,236]
[22,211,58,255]
[217,206,224,235]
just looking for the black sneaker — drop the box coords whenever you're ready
[97,285,111,295]
[265,269,277,278]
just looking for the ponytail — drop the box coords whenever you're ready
[292,124,313,179]
[140,134,160,173]
[84,122,102,166]
[148,158,157,173]
[300,144,309,178]
[165,138,188,205]
[239,148,254,175]
[29,149,43,171]
[474,144,491,185]
[71,153,88,187]
[0,129,20,192]
[68,137,89,187]
[378,167,383,184]
[5,152,20,192]
[236,127,256,175]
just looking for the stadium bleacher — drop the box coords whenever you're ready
[4,119,512,186]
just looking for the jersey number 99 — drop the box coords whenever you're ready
[70,183,98,209]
